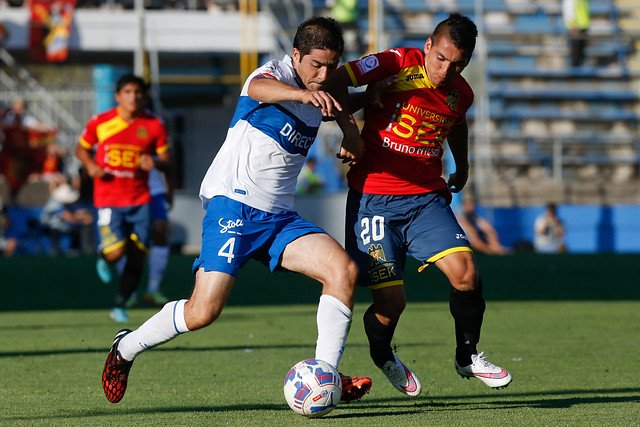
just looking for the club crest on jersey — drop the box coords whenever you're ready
[368,243,386,265]
[136,126,149,139]
[446,90,460,111]
[356,55,379,74]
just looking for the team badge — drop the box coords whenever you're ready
[446,90,460,111]
[356,55,379,74]
[137,126,148,139]
[368,243,387,265]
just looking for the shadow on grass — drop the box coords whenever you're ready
[0,341,437,358]
[3,387,639,422]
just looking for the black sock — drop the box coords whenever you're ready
[114,256,144,307]
[449,278,486,367]
[363,305,397,368]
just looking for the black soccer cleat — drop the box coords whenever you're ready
[102,329,134,403]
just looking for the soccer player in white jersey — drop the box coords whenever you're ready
[101,16,371,404]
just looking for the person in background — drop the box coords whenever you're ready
[40,181,94,255]
[534,203,566,253]
[563,0,590,67]
[0,196,18,257]
[456,198,509,255]
[328,0,364,59]
[76,73,171,323]
[296,156,325,194]
[3,97,53,133]
[124,167,173,307]
[99,17,371,406]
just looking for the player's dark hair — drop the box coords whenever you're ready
[115,73,147,93]
[293,16,344,58]
[431,13,478,59]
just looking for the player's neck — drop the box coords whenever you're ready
[117,107,141,122]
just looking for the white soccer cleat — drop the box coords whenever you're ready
[380,353,422,396]
[454,351,512,389]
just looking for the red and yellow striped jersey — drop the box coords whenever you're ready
[79,107,169,208]
[344,47,473,196]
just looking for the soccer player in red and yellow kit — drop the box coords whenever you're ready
[328,13,512,395]
[76,74,171,323]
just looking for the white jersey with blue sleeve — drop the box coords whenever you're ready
[199,55,322,214]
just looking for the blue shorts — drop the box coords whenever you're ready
[345,190,472,289]
[150,193,169,221]
[96,204,151,255]
[192,196,326,277]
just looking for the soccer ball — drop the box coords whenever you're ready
[283,358,342,418]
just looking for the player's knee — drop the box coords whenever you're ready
[326,256,358,288]
[103,248,124,263]
[450,268,479,292]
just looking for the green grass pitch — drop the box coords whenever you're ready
[2,299,639,426]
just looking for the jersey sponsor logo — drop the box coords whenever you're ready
[103,167,136,178]
[405,72,424,81]
[356,55,379,74]
[219,218,243,235]
[280,122,316,150]
[456,233,468,240]
[446,90,461,111]
[367,243,396,283]
[382,136,441,157]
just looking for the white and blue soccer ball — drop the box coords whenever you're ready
[283,358,342,418]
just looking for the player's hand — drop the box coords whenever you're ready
[302,90,342,117]
[447,167,469,193]
[86,162,106,179]
[139,153,155,172]
[366,75,397,108]
[337,134,364,165]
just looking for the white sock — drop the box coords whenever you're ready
[147,245,169,293]
[315,294,352,370]
[118,299,190,361]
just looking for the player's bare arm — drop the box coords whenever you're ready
[248,76,342,117]
[75,143,105,178]
[446,120,470,192]
[139,151,171,173]
[335,113,364,165]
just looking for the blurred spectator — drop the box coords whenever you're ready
[40,181,95,255]
[563,0,590,67]
[457,198,509,255]
[0,196,18,257]
[0,21,8,48]
[1,97,57,196]
[33,142,67,190]
[3,97,54,133]
[296,157,324,195]
[534,203,566,253]
[328,0,363,59]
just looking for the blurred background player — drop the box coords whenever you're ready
[328,13,512,396]
[124,167,173,307]
[100,17,370,405]
[456,198,509,255]
[76,73,171,323]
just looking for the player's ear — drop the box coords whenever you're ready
[424,37,433,54]
[292,48,301,65]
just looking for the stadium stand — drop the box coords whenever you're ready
[339,0,640,206]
